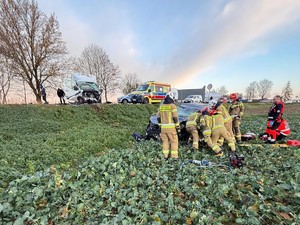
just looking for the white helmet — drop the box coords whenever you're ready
[208,99,217,109]
[166,92,174,99]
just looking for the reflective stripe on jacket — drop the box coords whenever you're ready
[199,115,212,134]
[211,112,225,130]
[229,101,245,117]
[216,104,232,123]
[186,112,200,128]
[158,103,179,132]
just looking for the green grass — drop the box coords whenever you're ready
[0,103,299,224]
[0,104,158,184]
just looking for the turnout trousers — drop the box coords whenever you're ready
[160,131,178,158]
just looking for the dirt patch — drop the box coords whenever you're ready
[244,103,300,115]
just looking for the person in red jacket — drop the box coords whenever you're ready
[265,95,285,143]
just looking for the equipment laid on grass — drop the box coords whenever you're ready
[229,152,245,168]
[286,140,300,146]
[241,132,256,141]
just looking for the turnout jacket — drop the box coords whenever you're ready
[216,104,232,123]
[157,97,179,133]
[186,112,201,128]
[229,100,245,118]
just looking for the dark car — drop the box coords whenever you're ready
[146,103,208,142]
[117,94,134,104]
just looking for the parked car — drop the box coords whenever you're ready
[183,95,203,103]
[146,103,208,142]
[117,94,134,104]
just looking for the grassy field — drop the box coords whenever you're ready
[0,103,299,224]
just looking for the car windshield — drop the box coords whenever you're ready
[136,84,149,91]
[77,81,99,91]
[177,105,199,117]
[186,95,193,99]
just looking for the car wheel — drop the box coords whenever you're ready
[77,97,84,104]
[122,99,129,104]
[143,98,149,104]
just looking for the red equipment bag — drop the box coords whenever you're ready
[287,140,300,146]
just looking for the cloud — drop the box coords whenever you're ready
[161,0,300,87]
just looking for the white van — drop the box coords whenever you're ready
[183,95,203,103]
[171,88,178,102]
[64,73,102,104]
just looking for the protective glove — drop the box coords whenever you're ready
[236,116,241,119]
[176,126,181,134]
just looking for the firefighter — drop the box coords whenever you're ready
[228,93,245,143]
[212,99,234,145]
[157,92,180,159]
[209,107,236,154]
[186,111,201,150]
[265,95,285,143]
[199,107,223,156]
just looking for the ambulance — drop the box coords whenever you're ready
[131,81,171,104]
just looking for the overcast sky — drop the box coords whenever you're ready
[37,0,300,97]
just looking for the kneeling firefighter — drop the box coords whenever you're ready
[157,92,180,159]
[199,107,222,156]
[209,100,236,155]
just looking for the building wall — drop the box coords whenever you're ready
[178,86,206,101]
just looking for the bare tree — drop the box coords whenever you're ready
[257,79,273,99]
[281,80,293,102]
[0,56,15,104]
[120,73,140,94]
[77,43,121,102]
[216,85,228,97]
[0,0,68,103]
[245,81,258,99]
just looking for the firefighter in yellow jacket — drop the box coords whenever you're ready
[210,109,236,154]
[229,93,245,143]
[199,107,223,156]
[157,92,180,159]
[186,111,201,150]
[212,99,234,145]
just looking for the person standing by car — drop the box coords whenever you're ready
[157,92,180,159]
[229,93,245,143]
[57,88,66,105]
[186,111,201,150]
[40,84,48,104]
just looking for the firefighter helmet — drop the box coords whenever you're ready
[208,99,217,109]
[202,107,210,115]
[229,93,238,101]
[166,92,174,99]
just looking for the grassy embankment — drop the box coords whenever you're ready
[0,103,299,224]
[0,104,157,184]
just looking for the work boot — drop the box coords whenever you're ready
[214,150,223,157]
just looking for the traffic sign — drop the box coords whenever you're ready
[207,84,213,91]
